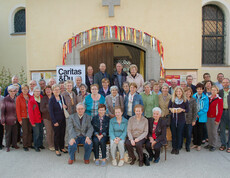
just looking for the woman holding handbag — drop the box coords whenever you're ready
[49,84,68,156]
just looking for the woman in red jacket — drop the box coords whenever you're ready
[28,86,44,152]
[205,85,223,152]
[16,84,32,151]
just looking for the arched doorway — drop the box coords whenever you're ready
[80,42,146,79]
[64,26,163,80]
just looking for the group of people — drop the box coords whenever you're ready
[0,63,229,167]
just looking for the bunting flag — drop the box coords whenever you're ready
[62,25,165,77]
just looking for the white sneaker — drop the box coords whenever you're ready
[112,159,117,166]
[118,160,124,167]
[49,147,55,151]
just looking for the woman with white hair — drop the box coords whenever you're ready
[145,107,167,163]
[168,86,189,155]
[28,86,44,152]
[29,80,37,96]
[126,64,144,93]
[1,85,19,152]
[105,85,124,118]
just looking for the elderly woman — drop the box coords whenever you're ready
[192,83,209,151]
[62,80,78,147]
[84,84,106,117]
[76,84,89,103]
[140,82,159,119]
[106,85,124,118]
[28,86,44,152]
[59,81,66,95]
[168,86,189,155]
[91,104,110,166]
[40,85,55,151]
[204,80,213,97]
[153,83,162,95]
[99,78,111,97]
[206,85,223,152]
[180,81,187,90]
[109,106,127,167]
[122,81,130,98]
[126,64,144,93]
[124,82,143,120]
[184,87,197,152]
[0,87,4,150]
[125,105,148,167]
[1,85,18,152]
[145,107,167,163]
[29,80,37,95]
[49,84,68,156]
[16,84,32,151]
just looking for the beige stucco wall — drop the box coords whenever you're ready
[0,0,26,75]
[26,0,202,80]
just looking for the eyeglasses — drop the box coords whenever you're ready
[9,90,16,92]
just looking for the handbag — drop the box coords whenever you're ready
[61,96,69,118]
[143,153,150,166]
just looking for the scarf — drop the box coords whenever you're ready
[129,93,136,102]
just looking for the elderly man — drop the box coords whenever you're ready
[111,62,127,94]
[169,78,177,94]
[94,63,110,89]
[186,75,196,94]
[180,81,187,90]
[72,76,82,96]
[85,66,94,91]
[68,103,93,164]
[4,75,22,97]
[215,73,224,90]
[219,78,230,153]
[39,79,46,96]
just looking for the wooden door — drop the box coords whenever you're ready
[80,43,114,75]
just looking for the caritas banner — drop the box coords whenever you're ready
[56,65,85,85]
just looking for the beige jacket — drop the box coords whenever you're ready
[62,91,78,115]
[158,93,171,117]
[105,95,124,118]
[126,73,144,93]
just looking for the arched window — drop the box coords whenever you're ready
[14,9,26,33]
[202,5,225,64]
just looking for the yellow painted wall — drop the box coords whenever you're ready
[26,0,202,79]
[0,0,26,75]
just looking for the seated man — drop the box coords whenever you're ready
[68,103,93,164]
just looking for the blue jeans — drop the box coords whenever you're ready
[32,122,43,148]
[68,136,93,161]
[170,119,185,150]
[220,110,230,148]
[92,136,108,159]
[185,124,193,149]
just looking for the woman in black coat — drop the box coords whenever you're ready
[49,84,68,156]
[145,107,167,163]
[91,104,110,166]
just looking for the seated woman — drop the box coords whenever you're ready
[109,106,128,167]
[125,104,148,167]
[124,82,143,120]
[91,104,110,166]
[145,107,167,163]
[106,85,124,119]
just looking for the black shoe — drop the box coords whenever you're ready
[35,147,40,152]
[39,146,45,149]
[209,146,216,152]
[0,146,2,150]
[204,145,211,149]
[171,149,176,154]
[23,147,29,151]
[56,151,61,156]
[60,149,68,153]
[186,148,190,152]
[130,158,136,165]
[175,149,179,155]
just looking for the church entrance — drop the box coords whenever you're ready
[80,43,145,79]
